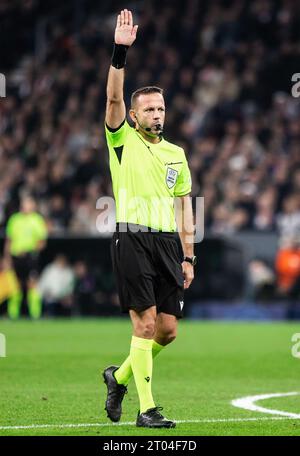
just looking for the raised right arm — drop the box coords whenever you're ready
[105,9,138,129]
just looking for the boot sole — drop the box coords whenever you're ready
[136,422,176,428]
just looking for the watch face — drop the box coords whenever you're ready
[184,256,197,265]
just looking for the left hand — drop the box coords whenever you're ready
[182,261,194,289]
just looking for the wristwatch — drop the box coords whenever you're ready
[183,255,197,266]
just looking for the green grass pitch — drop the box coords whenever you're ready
[0,318,300,436]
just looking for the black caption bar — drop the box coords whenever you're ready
[1,436,300,455]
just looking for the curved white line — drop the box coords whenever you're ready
[1,393,300,432]
[232,392,300,418]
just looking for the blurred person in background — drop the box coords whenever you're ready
[48,194,71,233]
[38,254,75,317]
[253,187,277,231]
[248,258,275,301]
[73,260,96,315]
[276,193,300,241]
[275,235,300,299]
[4,195,48,319]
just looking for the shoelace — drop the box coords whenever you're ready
[148,406,164,419]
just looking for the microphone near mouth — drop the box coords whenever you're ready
[135,116,163,135]
[148,124,163,134]
[145,124,162,132]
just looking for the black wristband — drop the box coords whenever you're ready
[111,43,129,69]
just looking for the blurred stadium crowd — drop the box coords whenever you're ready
[0,0,300,312]
[1,0,300,236]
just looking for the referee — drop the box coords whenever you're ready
[4,195,48,319]
[103,9,196,428]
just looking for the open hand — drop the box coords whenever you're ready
[115,9,138,47]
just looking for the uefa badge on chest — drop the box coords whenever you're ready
[166,167,178,189]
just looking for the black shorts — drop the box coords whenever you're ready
[111,223,185,319]
[12,253,39,285]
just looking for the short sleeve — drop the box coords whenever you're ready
[174,152,192,197]
[105,119,130,148]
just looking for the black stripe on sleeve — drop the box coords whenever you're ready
[105,118,126,132]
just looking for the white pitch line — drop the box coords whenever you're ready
[232,392,300,418]
[1,415,300,431]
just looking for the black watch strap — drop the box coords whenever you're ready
[183,256,197,266]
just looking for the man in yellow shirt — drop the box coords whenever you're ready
[102,9,195,429]
[4,195,48,319]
